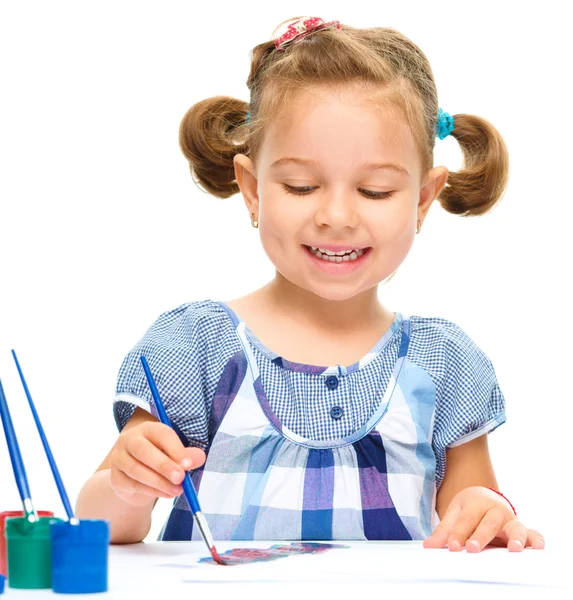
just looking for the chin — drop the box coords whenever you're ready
[313,289,362,302]
[302,280,373,302]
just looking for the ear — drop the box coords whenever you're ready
[233,154,259,219]
[418,166,449,222]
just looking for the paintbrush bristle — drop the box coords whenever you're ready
[210,546,226,565]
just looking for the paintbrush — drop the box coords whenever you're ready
[0,376,38,523]
[139,355,225,565]
[11,350,78,525]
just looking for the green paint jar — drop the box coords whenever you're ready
[0,510,54,576]
[5,516,62,589]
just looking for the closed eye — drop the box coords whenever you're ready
[281,184,394,200]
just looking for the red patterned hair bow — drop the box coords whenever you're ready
[274,17,341,52]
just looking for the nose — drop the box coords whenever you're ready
[313,187,360,229]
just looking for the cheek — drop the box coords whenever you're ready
[366,204,416,266]
[366,200,414,239]
[388,215,415,244]
[258,193,303,252]
[257,210,292,262]
[381,221,416,273]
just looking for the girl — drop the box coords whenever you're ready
[76,16,544,553]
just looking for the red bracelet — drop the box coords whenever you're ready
[486,487,517,516]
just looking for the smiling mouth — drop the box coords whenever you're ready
[303,245,371,262]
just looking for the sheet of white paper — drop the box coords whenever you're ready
[133,540,568,590]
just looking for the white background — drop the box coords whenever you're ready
[0,0,571,546]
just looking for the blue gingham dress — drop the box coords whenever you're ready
[113,300,506,541]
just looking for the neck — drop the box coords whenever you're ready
[261,272,388,333]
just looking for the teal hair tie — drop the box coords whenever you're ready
[437,107,454,140]
[245,112,250,124]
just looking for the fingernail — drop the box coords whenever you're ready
[449,539,461,551]
[171,470,182,484]
[514,539,523,549]
[468,539,480,551]
[181,458,192,470]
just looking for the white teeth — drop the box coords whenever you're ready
[316,247,361,256]
[308,246,366,262]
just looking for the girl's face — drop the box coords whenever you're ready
[234,86,448,302]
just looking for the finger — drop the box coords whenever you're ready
[126,435,186,485]
[448,507,490,552]
[143,422,192,469]
[525,528,545,550]
[110,464,179,502]
[114,451,183,497]
[465,507,509,552]
[185,447,207,470]
[423,502,463,549]
[496,518,529,552]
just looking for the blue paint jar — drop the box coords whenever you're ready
[49,519,110,594]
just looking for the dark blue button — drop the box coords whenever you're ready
[325,375,339,390]
[330,405,343,419]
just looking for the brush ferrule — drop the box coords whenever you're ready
[193,511,215,549]
[24,499,37,522]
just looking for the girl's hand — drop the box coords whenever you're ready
[423,486,545,552]
[108,420,206,507]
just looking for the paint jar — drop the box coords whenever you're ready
[0,510,53,576]
[50,519,110,594]
[0,510,54,576]
[5,515,62,588]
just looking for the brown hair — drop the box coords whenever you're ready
[179,18,509,216]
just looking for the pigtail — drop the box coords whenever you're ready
[178,96,250,199]
[439,114,509,216]
[177,32,283,200]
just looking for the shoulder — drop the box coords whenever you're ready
[405,313,495,383]
[116,299,241,396]
[145,299,234,340]
[124,299,239,364]
[408,314,490,360]
[152,299,229,328]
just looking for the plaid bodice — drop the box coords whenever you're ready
[113,300,506,541]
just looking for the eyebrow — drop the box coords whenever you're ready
[270,157,409,176]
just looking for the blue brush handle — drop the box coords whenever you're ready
[0,377,34,516]
[139,356,201,514]
[12,350,75,521]
[181,473,200,514]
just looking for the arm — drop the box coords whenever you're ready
[75,407,205,544]
[435,433,498,518]
[426,433,544,551]
[75,408,159,544]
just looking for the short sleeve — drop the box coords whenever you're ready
[113,303,210,450]
[432,321,506,466]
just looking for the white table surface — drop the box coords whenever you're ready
[1,539,569,599]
